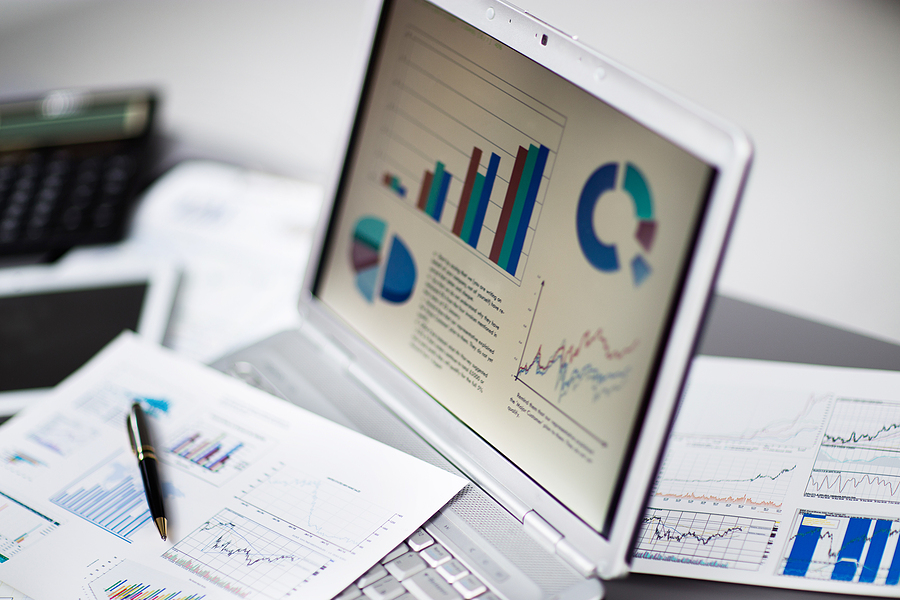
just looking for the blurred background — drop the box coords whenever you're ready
[1,0,898,346]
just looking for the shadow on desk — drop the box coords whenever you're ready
[699,295,900,371]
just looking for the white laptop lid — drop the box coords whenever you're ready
[301,0,751,580]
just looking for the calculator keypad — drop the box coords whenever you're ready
[0,142,145,256]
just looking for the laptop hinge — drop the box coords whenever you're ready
[522,510,562,553]
[522,511,597,578]
[301,321,354,369]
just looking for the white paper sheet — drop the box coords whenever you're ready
[61,160,324,363]
[0,333,464,599]
[633,356,900,596]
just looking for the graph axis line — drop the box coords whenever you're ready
[234,497,396,554]
[514,378,607,447]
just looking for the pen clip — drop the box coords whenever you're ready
[127,401,150,459]
[127,409,139,457]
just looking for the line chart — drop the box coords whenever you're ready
[162,508,332,599]
[516,282,638,406]
[654,446,796,510]
[806,398,900,504]
[672,386,831,449]
[780,511,900,585]
[634,508,779,571]
[238,462,400,552]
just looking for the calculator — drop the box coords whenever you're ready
[0,88,157,258]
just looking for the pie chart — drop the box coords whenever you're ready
[576,161,656,286]
[351,216,417,304]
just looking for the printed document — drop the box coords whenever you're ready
[634,356,900,597]
[0,333,464,599]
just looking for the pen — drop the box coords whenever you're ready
[127,401,168,540]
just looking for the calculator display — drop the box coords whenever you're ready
[0,90,151,152]
[0,89,157,256]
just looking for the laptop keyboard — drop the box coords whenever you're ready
[334,526,500,600]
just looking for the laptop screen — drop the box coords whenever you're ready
[315,0,715,535]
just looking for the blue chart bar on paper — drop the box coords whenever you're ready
[782,512,900,586]
[861,520,893,583]
[832,518,871,581]
[783,514,823,578]
[50,453,150,541]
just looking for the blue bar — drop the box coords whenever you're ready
[432,169,452,222]
[784,514,824,577]
[100,491,141,526]
[505,144,549,276]
[887,532,900,585]
[86,481,131,519]
[832,518,871,581]
[75,485,110,513]
[85,480,128,514]
[467,153,500,247]
[860,520,892,583]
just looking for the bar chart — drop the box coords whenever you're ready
[781,511,900,586]
[377,26,565,280]
[0,489,60,562]
[89,559,209,600]
[49,452,151,541]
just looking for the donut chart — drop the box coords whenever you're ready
[576,162,656,286]
[351,216,417,304]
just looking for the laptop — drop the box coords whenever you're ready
[214,0,752,597]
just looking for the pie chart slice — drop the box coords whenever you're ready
[351,216,417,304]
[577,161,655,285]
[356,265,379,303]
[381,236,416,303]
[353,217,386,302]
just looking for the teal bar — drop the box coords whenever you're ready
[499,144,538,270]
[460,173,485,243]
[425,161,446,218]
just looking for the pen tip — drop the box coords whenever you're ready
[156,517,168,541]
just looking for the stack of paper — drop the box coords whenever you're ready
[0,333,464,599]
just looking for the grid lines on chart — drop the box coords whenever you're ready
[807,398,900,504]
[239,464,397,552]
[162,508,330,599]
[655,446,795,509]
[635,508,779,571]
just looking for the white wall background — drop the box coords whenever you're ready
[1,0,898,345]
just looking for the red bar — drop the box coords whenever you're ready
[452,147,483,236]
[490,146,528,263]
[417,170,434,211]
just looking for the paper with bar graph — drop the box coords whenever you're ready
[633,356,900,596]
[0,333,464,599]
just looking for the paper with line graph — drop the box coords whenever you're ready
[0,333,464,600]
[634,355,900,596]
